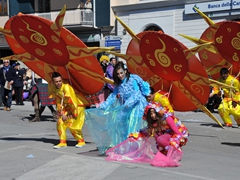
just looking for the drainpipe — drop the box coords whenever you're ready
[93,0,96,28]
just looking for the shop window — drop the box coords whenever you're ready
[0,0,8,16]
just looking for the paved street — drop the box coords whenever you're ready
[0,101,240,180]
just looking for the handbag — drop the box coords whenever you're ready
[4,81,12,90]
[3,71,12,90]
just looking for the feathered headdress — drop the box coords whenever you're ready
[143,102,164,120]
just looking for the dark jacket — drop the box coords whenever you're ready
[0,66,15,85]
[101,62,108,73]
[13,68,26,87]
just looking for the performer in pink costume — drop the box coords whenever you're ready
[106,102,189,167]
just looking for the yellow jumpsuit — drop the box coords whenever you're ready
[50,83,85,144]
[217,75,240,126]
[153,91,174,113]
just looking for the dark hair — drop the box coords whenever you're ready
[146,108,162,135]
[220,67,228,75]
[51,72,62,80]
[150,87,154,95]
[113,61,130,86]
[110,57,116,62]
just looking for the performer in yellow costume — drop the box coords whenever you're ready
[217,68,240,127]
[49,72,86,148]
[148,87,174,113]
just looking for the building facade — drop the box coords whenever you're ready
[2,0,238,60]
[111,0,240,54]
[0,0,113,59]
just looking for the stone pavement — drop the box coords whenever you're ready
[0,101,240,180]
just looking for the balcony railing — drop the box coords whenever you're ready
[34,9,94,26]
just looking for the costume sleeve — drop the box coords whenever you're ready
[166,116,182,135]
[60,84,80,117]
[232,78,240,102]
[233,78,239,92]
[123,89,142,107]
[99,88,117,109]
[131,74,150,96]
[133,80,140,91]
[63,84,78,107]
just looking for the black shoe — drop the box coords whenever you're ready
[19,103,25,105]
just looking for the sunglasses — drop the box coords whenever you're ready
[3,62,9,63]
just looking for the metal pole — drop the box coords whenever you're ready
[93,0,96,28]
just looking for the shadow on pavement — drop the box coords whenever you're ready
[0,137,59,146]
[21,115,56,122]
[221,142,240,147]
[189,134,217,138]
[200,123,223,128]
[0,137,91,147]
[77,148,107,157]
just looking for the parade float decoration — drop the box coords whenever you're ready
[0,5,113,105]
[180,7,240,80]
[107,16,223,127]
[108,16,171,94]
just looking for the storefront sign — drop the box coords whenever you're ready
[185,0,240,14]
[105,36,122,50]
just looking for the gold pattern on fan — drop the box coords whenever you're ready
[206,32,213,40]
[154,37,171,68]
[231,32,240,50]
[216,36,223,44]
[232,52,239,62]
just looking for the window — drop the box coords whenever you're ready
[0,0,8,16]
[140,23,164,33]
[38,0,50,13]
[144,25,163,32]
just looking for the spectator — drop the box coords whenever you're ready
[0,63,3,106]
[105,57,117,92]
[0,60,15,111]
[26,70,57,122]
[13,62,26,105]
[84,0,92,9]
[84,0,92,22]
[97,55,110,103]
[99,55,109,74]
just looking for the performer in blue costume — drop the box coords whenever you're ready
[86,61,150,154]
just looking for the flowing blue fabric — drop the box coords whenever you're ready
[85,74,150,154]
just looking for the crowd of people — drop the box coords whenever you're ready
[0,60,28,110]
[0,60,57,122]
[2,54,239,168]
